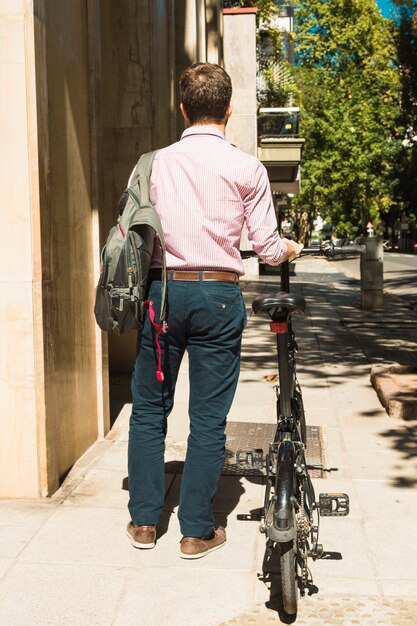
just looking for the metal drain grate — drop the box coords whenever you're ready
[224,421,325,479]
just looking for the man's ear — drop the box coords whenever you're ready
[180,102,189,121]
[226,102,233,119]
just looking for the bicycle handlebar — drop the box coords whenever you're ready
[241,243,366,261]
[302,243,365,258]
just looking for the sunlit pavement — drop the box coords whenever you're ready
[0,257,416,625]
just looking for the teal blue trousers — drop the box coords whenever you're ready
[128,272,246,537]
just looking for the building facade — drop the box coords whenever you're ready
[1,0,301,498]
[0,0,222,497]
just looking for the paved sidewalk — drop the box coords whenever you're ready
[1,257,417,625]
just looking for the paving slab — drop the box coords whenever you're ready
[113,567,256,626]
[312,518,376,581]
[0,559,13,579]
[93,441,128,471]
[353,478,417,520]
[364,519,417,582]
[380,580,417,598]
[63,468,129,508]
[0,562,128,626]
[18,506,141,568]
[0,501,58,559]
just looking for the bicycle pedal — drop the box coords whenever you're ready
[236,448,265,472]
[236,512,263,522]
[318,493,350,516]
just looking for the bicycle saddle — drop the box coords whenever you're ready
[252,291,306,320]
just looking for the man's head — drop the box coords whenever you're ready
[179,63,232,126]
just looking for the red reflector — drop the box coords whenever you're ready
[270,321,288,334]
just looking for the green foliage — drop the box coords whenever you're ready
[290,0,403,239]
[391,1,417,220]
[237,0,411,238]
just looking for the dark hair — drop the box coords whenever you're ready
[179,63,232,124]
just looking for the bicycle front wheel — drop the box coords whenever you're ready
[280,540,298,616]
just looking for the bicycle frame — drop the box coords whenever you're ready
[237,248,350,616]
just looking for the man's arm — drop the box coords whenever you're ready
[243,162,303,264]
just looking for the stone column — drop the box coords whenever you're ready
[360,237,384,310]
[222,8,257,156]
[223,7,258,275]
[0,0,44,497]
[0,0,103,496]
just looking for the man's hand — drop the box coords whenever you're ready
[282,238,304,262]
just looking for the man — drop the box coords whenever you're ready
[127,63,303,559]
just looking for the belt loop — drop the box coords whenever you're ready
[167,269,173,282]
[199,270,203,283]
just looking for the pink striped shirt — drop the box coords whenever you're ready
[149,126,288,276]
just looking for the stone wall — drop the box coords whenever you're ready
[0,0,42,497]
[0,0,222,497]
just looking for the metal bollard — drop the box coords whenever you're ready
[360,237,384,310]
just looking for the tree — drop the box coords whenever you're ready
[291,0,403,240]
[392,1,417,222]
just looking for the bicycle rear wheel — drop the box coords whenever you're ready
[280,540,298,615]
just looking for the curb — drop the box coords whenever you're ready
[370,365,417,420]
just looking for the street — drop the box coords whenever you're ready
[329,252,417,311]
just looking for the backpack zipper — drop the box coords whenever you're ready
[128,231,141,291]
[125,235,135,291]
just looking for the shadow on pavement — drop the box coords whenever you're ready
[122,463,248,540]
[242,271,417,491]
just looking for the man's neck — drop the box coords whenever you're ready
[188,121,226,134]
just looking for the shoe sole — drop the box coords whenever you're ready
[180,540,226,560]
[126,529,155,550]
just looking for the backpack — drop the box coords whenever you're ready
[94,150,167,336]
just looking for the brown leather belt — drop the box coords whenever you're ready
[148,269,239,284]
[168,270,238,284]
[149,269,239,285]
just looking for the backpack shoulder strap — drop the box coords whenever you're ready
[129,149,168,328]
[136,150,159,206]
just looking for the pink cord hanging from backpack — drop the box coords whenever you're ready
[144,300,168,382]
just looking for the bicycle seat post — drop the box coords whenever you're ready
[274,320,292,420]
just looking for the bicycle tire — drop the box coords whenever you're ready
[280,540,298,615]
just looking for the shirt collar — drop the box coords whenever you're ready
[181,125,225,141]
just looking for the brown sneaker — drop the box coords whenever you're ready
[126,522,156,549]
[180,526,226,559]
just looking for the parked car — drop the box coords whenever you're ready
[383,240,399,252]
